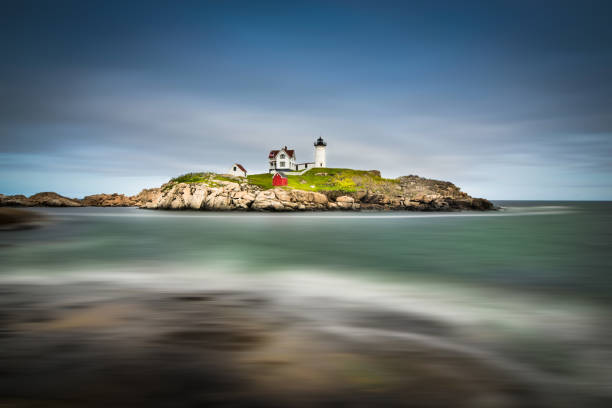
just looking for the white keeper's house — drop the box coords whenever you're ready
[268,137,327,174]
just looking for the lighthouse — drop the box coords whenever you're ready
[314,137,327,168]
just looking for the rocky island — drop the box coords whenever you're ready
[0,169,494,211]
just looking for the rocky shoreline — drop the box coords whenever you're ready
[0,174,494,212]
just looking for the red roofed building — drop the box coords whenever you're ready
[229,163,247,177]
[272,172,288,186]
[268,146,297,173]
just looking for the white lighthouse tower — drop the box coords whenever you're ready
[314,137,327,168]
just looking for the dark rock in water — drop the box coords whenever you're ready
[470,197,495,211]
[0,208,45,230]
[0,282,560,408]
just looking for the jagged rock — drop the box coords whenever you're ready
[17,192,82,207]
[0,194,31,207]
[354,191,368,201]
[470,198,495,211]
[133,188,160,208]
[274,189,293,202]
[81,193,137,207]
[230,191,256,209]
[252,190,286,211]
[336,196,354,203]
[186,185,207,209]
[336,195,355,209]
[202,189,232,210]
[218,181,241,192]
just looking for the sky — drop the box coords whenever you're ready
[1,0,611,200]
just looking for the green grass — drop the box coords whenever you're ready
[169,172,243,184]
[246,168,397,192]
[164,172,244,191]
[165,168,396,193]
[169,172,213,184]
[246,173,275,190]
[214,175,241,183]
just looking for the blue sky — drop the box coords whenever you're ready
[1,0,611,199]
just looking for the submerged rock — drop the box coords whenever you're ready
[0,208,45,230]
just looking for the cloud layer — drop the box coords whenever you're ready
[1,0,611,199]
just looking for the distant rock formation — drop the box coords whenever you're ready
[0,192,81,207]
[0,189,160,208]
[0,174,494,211]
[79,193,135,207]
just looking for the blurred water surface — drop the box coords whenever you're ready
[1,202,612,407]
[2,202,611,301]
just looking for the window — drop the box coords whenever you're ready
[280,161,286,167]
[233,166,237,171]
[280,154,285,159]
[270,161,275,167]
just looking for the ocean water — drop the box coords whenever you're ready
[1,202,612,405]
[2,202,611,301]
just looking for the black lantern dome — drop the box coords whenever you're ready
[314,137,327,146]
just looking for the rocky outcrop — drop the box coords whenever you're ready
[251,188,329,211]
[142,181,329,211]
[141,176,493,212]
[80,193,138,207]
[0,173,494,212]
[0,192,82,207]
[0,194,31,207]
[0,189,161,208]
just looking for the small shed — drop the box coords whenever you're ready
[229,163,247,177]
[272,171,288,186]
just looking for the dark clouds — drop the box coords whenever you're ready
[0,0,611,198]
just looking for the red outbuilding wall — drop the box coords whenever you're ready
[272,173,288,186]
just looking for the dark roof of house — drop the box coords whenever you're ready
[234,163,246,173]
[269,146,295,159]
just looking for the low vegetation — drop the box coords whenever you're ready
[169,172,210,184]
[247,168,398,192]
[165,172,237,190]
[166,168,401,193]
